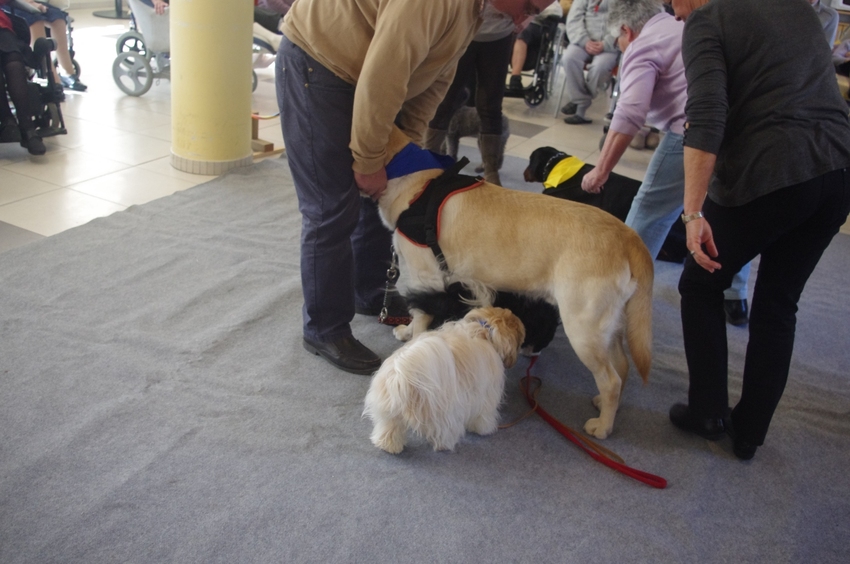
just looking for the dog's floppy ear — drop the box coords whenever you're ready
[475,307,525,368]
[527,147,558,182]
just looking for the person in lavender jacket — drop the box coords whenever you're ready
[580,0,750,325]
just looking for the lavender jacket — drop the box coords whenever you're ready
[609,12,686,137]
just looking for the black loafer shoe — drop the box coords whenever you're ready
[669,403,726,441]
[560,102,577,115]
[20,128,46,156]
[563,115,592,125]
[724,299,749,326]
[303,335,381,375]
[732,437,757,460]
[725,421,758,460]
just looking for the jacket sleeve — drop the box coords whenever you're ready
[566,0,589,49]
[682,10,727,155]
[396,70,456,146]
[609,48,655,136]
[349,1,467,174]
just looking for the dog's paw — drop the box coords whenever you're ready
[392,324,413,341]
[372,434,405,454]
[467,415,498,436]
[584,417,612,439]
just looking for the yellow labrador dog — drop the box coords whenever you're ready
[376,127,654,439]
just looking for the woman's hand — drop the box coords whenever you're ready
[581,167,608,194]
[685,218,722,272]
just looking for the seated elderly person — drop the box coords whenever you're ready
[0,0,46,154]
[507,1,563,92]
[559,0,618,124]
[1,0,86,91]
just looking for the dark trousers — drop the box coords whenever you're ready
[678,168,850,444]
[276,38,392,342]
[428,35,514,135]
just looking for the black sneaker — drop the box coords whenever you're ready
[508,75,524,91]
[61,74,88,92]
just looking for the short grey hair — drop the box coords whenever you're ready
[607,0,664,38]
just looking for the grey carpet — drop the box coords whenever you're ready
[1,156,848,563]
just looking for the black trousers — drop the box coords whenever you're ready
[678,168,850,445]
[428,34,513,135]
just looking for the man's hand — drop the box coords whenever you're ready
[581,167,608,194]
[153,0,168,15]
[355,168,388,201]
[585,41,604,56]
[685,218,722,273]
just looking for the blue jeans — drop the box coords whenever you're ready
[625,132,750,300]
[276,38,392,342]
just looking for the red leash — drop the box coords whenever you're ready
[519,356,668,489]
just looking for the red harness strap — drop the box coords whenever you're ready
[520,356,668,489]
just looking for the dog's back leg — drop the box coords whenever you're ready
[556,287,627,439]
[592,331,630,411]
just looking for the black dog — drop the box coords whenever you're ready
[404,283,560,355]
[524,146,687,263]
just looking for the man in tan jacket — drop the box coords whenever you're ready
[277,0,555,375]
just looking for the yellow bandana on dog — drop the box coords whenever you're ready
[544,156,585,189]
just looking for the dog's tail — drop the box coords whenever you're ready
[625,237,654,383]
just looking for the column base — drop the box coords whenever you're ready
[171,153,253,176]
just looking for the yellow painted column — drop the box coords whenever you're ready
[170,0,253,174]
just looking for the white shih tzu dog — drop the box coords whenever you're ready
[363,307,526,453]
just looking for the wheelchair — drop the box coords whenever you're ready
[503,15,563,108]
[112,0,169,96]
[113,0,263,97]
[2,0,81,78]
[251,5,283,87]
[0,10,67,146]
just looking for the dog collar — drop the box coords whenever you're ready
[544,156,586,189]
[477,319,493,334]
[385,143,456,180]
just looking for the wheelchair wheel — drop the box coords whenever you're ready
[116,31,149,59]
[524,82,547,108]
[113,52,154,97]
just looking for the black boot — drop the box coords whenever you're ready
[20,128,46,156]
[0,116,21,143]
[724,299,749,326]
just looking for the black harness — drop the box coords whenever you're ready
[395,157,482,273]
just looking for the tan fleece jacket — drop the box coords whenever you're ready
[282,0,484,175]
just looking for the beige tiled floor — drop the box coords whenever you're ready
[0,8,847,252]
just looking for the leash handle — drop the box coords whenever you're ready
[521,357,668,489]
